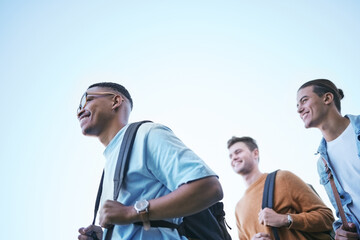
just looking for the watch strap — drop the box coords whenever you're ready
[139,210,150,230]
[287,214,293,227]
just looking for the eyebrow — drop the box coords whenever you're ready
[297,95,308,107]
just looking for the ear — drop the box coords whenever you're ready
[323,92,334,105]
[252,148,259,162]
[111,95,123,110]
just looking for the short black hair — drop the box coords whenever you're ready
[298,79,344,112]
[88,82,133,109]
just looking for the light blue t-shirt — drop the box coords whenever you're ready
[101,122,217,240]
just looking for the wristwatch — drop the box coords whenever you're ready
[287,214,293,227]
[134,199,150,230]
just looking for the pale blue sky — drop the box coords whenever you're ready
[1,1,360,239]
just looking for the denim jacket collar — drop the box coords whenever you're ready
[317,114,360,158]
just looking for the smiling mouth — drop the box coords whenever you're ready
[301,112,309,121]
[79,112,91,122]
[80,116,89,121]
[233,160,243,166]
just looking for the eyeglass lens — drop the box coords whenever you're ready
[78,92,87,114]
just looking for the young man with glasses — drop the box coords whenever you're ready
[297,79,360,239]
[76,82,223,240]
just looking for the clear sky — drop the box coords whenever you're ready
[1,1,360,239]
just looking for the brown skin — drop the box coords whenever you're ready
[98,176,222,228]
[77,86,223,239]
[228,142,289,239]
[297,86,359,239]
[78,225,102,240]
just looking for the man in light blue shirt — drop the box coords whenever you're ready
[76,82,223,240]
[297,79,360,240]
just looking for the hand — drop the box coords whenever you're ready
[78,225,103,240]
[99,200,136,228]
[335,223,359,240]
[251,232,271,240]
[258,208,288,228]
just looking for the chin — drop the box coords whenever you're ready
[304,122,315,129]
[303,120,312,129]
[82,125,98,136]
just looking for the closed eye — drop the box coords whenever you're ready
[235,149,242,154]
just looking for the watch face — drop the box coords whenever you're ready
[135,199,149,212]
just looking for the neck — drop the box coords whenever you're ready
[319,113,349,142]
[99,119,128,146]
[243,168,263,187]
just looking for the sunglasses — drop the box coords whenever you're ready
[77,91,117,114]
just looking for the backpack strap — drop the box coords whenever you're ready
[262,170,280,240]
[92,171,104,226]
[113,121,151,200]
[321,158,351,231]
[91,121,151,240]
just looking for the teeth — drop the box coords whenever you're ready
[80,116,89,122]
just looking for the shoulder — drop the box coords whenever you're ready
[137,122,171,132]
[276,170,306,185]
[345,114,360,120]
[276,170,296,179]
[136,122,174,139]
[345,114,360,128]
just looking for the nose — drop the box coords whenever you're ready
[297,104,303,114]
[77,108,85,119]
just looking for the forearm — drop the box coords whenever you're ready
[283,171,335,232]
[148,176,223,220]
[290,207,334,232]
[105,176,223,226]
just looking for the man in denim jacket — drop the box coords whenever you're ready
[297,79,360,240]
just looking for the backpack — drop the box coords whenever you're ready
[263,170,335,240]
[92,121,232,240]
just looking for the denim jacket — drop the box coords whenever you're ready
[317,114,360,234]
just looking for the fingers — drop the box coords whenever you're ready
[252,232,271,240]
[258,208,272,226]
[335,223,360,240]
[347,222,358,232]
[78,234,92,240]
[258,208,265,225]
[78,227,86,235]
[78,225,103,240]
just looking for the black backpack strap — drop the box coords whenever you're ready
[92,171,104,226]
[113,121,151,200]
[91,121,151,240]
[89,171,105,240]
[262,170,280,240]
[134,220,179,229]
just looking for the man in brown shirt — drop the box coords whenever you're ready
[227,136,334,240]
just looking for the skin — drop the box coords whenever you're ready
[335,223,359,240]
[296,86,349,142]
[228,142,289,239]
[297,85,359,239]
[77,86,223,239]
